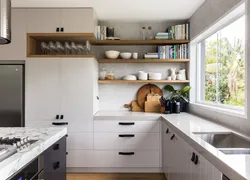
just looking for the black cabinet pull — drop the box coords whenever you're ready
[53,162,60,170]
[66,152,68,155]
[194,155,199,165]
[223,174,230,180]
[119,152,135,155]
[170,134,175,140]
[52,122,68,126]
[60,27,64,32]
[166,128,169,134]
[53,144,60,150]
[119,134,135,138]
[56,115,59,119]
[56,27,60,32]
[191,152,195,162]
[119,122,135,126]
[60,115,64,119]
[66,134,68,137]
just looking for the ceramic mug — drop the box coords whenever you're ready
[167,76,172,80]
[132,52,138,59]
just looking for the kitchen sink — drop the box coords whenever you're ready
[193,132,250,155]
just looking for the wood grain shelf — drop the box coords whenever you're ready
[98,59,190,63]
[93,39,190,45]
[98,80,190,84]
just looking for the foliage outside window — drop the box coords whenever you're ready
[198,15,245,108]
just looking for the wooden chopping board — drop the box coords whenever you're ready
[137,84,163,110]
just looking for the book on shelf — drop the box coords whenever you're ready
[158,44,189,59]
[96,26,107,40]
[166,23,190,40]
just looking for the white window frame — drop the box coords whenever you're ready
[190,2,247,118]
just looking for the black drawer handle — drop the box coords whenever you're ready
[56,27,59,32]
[52,122,68,126]
[56,115,59,119]
[119,122,135,126]
[60,27,64,32]
[53,162,60,170]
[119,152,135,155]
[191,152,195,162]
[194,155,199,165]
[119,134,135,138]
[170,134,175,140]
[166,128,169,134]
[53,143,60,150]
[66,152,68,155]
[60,115,64,119]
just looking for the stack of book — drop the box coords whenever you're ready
[96,26,107,40]
[158,44,189,59]
[166,23,190,40]
[155,33,169,40]
[144,53,158,59]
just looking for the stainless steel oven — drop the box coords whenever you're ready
[9,154,44,180]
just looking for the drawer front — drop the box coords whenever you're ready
[67,150,94,167]
[94,121,159,133]
[67,133,93,150]
[93,150,160,168]
[94,133,160,150]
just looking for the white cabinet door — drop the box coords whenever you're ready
[60,58,95,132]
[25,58,61,123]
[26,9,61,33]
[61,9,95,33]
[67,150,94,167]
[0,9,26,60]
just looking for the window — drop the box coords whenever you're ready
[196,15,245,111]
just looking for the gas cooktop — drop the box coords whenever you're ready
[0,137,37,162]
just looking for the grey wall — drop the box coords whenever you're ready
[190,0,242,39]
[188,0,250,136]
[96,20,187,110]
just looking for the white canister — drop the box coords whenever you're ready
[177,74,182,80]
[179,69,186,80]
[132,52,139,59]
[99,68,107,80]
[167,76,172,80]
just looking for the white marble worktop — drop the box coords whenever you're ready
[95,110,250,180]
[0,127,67,180]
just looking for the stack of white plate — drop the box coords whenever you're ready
[123,75,137,80]
[138,71,148,80]
[149,72,162,80]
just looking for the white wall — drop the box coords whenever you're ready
[189,0,250,136]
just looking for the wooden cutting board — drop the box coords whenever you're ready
[137,84,163,110]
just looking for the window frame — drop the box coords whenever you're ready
[190,2,246,117]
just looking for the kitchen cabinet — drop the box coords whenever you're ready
[162,121,222,180]
[26,8,98,33]
[0,9,26,60]
[25,58,99,169]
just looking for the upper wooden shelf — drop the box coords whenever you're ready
[98,59,190,63]
[98,80,190,84]
[27,54,96,59]
[92,39,190,45]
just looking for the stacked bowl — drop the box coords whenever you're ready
[138,71,148,80]
[149,73,162,80]
[123,75,137,80]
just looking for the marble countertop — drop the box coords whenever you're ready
[95,110,250,180]
[0,127,67,180]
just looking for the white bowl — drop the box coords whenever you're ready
[123,75,137,80]
[120,52,132,59]
[105,50,120,59]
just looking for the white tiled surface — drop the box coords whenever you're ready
[0,127,67,180]
[94,111,250,180]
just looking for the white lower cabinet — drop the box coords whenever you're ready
[93,120,161,169]
[67,133,93,150]
[162,121,222,180]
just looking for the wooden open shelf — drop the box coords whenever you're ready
[98,80,190,84]
[98,59,190,63]
[93,39,190,45]
[27,33,96,57]
[27,54,97,59]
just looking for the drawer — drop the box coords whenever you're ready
[94,133,160,150]
[94,121,159,133]
[67,150,94,167]
[67,133,93,150]
[93,150,160,168]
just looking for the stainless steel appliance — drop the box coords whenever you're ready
[0,0,11,44]
[0,65,24,127]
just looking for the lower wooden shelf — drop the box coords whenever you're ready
[98,80,190,84]
[98,59,189,63]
